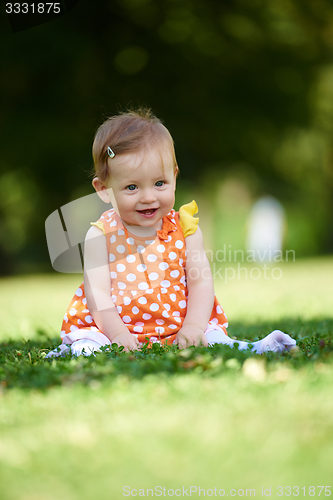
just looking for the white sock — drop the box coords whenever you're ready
[45,344,71,358]
[205,329,296,354]
[70,339,102,357]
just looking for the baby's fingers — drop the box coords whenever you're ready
[199,335,209,348]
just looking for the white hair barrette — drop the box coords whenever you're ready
[107,147,115,159]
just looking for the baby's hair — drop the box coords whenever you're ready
[92,108,178,182]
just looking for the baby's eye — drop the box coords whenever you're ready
[155,180,165,187]
[126,184,137,191]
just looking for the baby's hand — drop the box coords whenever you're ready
[111,332,140,352]
[176,325,208,349]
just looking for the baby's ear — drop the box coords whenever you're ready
[92,177,111,204]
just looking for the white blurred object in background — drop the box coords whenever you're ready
[246,196,285,262]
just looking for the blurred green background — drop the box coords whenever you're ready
[1,0,333,275]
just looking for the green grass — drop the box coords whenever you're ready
[0,257,333,500]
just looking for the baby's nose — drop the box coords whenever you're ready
[140,189,157,203]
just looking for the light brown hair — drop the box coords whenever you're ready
[92,108,178,182]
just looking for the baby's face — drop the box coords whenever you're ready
[104,143,177,229]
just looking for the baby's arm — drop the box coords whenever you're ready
[176,226,214,348]
[84,226,139,351]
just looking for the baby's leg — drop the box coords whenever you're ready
[205,329,296,354]
[46,329,111,358]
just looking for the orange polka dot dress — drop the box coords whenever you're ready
[60,202,228,347]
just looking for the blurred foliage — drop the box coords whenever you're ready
[1,0,333,274]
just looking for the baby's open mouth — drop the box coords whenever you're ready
[137,208,158,215]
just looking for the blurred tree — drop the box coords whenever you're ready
[0,0,333,273]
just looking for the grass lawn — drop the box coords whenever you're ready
[0,257,333,500]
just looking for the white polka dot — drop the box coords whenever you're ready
[110,235,116,243]
[179,259,183,266]
[179,300,187,309]
[143,313,152,320]
[137,264,147,272]
[111,295,117,302]
[155,327,165,334]
[150,336,159,342]
[165,235,172,242]
[162,310,169,318]
[109,253,116,262]
[135,322,144,327]
[85,315,93,324]
[116,306,122,313]
[118,229,125,236]
[173,285,180,291]
[170,270,180,278]
[111,271,117,279]
[73,301,77,306]
[138,282,149,290]
[174,317,182,323]
[159,262,169,270]
[170,294,176,302]
[63,313,68,323]
[211,318,218,324]
[137,245,145,254]
[169,252,177,260]
[216,305,222,314]
[148,272,159,281]
[145,239,155,245]
[180,276,186,285]
[133,326,143,333]
[110,220,117,227]
[150,303,159,312]
[161,280,170,288]
[123,297,131,306]
[117,263,126,272]
[70,325,79,332]
[132,306,139,314]
[131,290,137,296]
[82,309,89,313]
[161,288,167,294]
[157,244,165,253]
[147,254,157,262]
[175,240,184,249]
[82,298,87,305]
[119,291,124,296]
[173,311,180,316]
[126,254,136,263]
[117,245,126,253]
[157,293,161,301]
[122,315,131,323]
[127,237,135,245]
[168,324,178,330]
[164,303,171,311]
[146,289,154,294]
[156,319,164,325]
[75,288,83,297]
[69,308,77,316]
[126,273,137,282]
[138,296,147,304]
[118,282,126,290]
